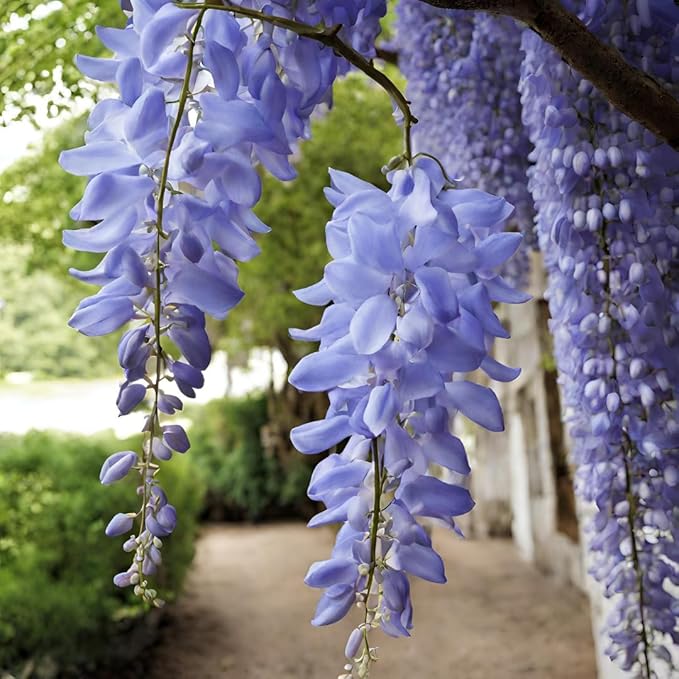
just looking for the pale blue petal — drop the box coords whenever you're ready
[289,351,368,392]
[363,383,398,436]
[324,259,391,305]
[291,416,353,454]
[444,189,514,228]
[396,305,434,349]
[63,207,137,253]
[310,586,355,626]
[77,174,154,221]
[414,267,459,324]
[444,381,504,431]
[394,542,446,584]
[426,325,485,373]
[168,263,244,319]
[399,362,443,401]
[69,295,135,337]
[305,558,357,589]
[76,55,119,82]
[203,41,240,100]
[484,275,532,303]
[308,458,371,495]
[481,356,521,382]
[398,474,475,519]
[459,283,509,338]
[350,294,397,355]
[347,213,403,273]
[290,304,353,342]
[475,232,523,269]
[59,141,139,176]
[140,4,190,72]
[421,432,470,474]
[293,280,333,306]
[196,95,273,149]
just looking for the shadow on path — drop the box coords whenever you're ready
[148,523,596,679]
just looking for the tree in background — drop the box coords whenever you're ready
[0,1,123,123]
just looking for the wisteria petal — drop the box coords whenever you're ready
[444,381,504,431]
[69,295,135,337]
[293,280,333,306]
[289,352,368,392]
[398,474,475,519]
[100,451,138,485]
[76,173,154,221]
[363,383,398,436]
[169,264,244,319]
[324,259,391,304]
[311,586,356,626]
[59,141,140,176]
[63,207,138,253]
[475,232,523,269]
[305,558,357,589]
[393,542,446,584]
[291,416,353,454]
[414,267,459,324]
[350,294,397,355]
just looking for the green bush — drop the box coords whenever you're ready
[188,394,314,521]
[0,430,204,673]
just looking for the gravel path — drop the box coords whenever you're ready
[148,523,596,679]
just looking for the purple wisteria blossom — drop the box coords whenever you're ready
[289,157,527,676]
[520,1,679,673]
[395,0,536,289]
[60,0,385,602]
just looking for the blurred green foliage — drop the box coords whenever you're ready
[0,1,122,124]
[189,394,314,521]
[0,429,204,673]
[0,245,119,378]
[0,116,89,270]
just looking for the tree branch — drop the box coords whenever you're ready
[418,0,679,152]
[375,46,399,65]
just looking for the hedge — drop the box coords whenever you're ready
[188,394,314,521]
[0,430,204,674]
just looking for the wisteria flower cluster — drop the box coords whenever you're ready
[60,0,385,602]
[395,0,537,271]
[520,0,679,674]
[289,157,527,677]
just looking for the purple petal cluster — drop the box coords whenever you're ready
[394,0,536,285]
[289,158,526,675]
[519,1,679,673]
[60,0,385,602]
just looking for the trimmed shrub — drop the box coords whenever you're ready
[0,430,204,673]
[188,394,314,521]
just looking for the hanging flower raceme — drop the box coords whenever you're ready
[59,0,385,602]
[394,0,537,270]
[519,1,679,674]
[288,157,527,677]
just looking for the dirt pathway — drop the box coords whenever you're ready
[148,524,596,679]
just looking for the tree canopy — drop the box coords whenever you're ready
[0,1,123,123]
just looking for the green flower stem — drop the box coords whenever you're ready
[136,9,207,600]
[359,438,384,669]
